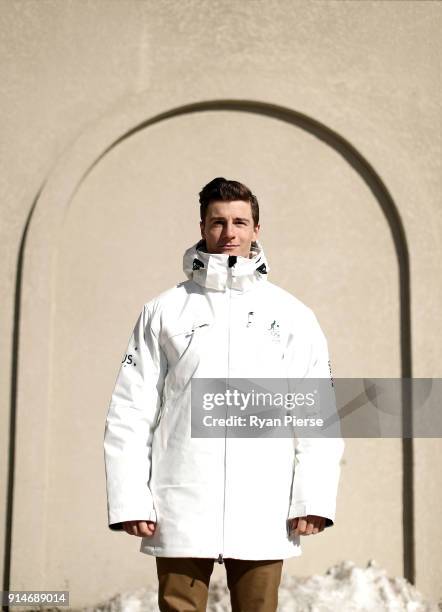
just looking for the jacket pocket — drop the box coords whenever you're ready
[161,321,211,364]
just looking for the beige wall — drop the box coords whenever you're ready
[1,0,441,608]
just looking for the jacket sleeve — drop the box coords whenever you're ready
[103,302,167,531]
[287,310,345,528]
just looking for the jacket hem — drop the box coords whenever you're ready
[139,545,303,560]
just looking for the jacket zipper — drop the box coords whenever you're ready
[218,257,235,565]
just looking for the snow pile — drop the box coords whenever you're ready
[74,560,439,612]
[275,560,438,612]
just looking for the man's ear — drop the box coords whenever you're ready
[200,220,205,239]
[253,223,260,240]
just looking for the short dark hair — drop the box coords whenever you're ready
[199,177,259,226]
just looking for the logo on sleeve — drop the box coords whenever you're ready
[122,345,138,367]
[328,359,334,387]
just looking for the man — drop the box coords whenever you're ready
[104,177,344,612]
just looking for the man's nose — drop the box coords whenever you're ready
[222,223,236,238]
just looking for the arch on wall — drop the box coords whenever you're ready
[5,98,413,591]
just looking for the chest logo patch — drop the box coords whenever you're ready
[268,319,281,342]
[245,313,281,343]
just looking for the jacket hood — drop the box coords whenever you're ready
[183,239,270,292]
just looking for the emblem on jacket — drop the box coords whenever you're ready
[246,311,255,327]
[246,314,281,342]
[122,345,137,367]
[328,359,334,387]
[192,258,204,271]
[268,320,280,342]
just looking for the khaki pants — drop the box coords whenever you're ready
[156,556,283,612]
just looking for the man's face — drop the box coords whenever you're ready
[200,200,260,258]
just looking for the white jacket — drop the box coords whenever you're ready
[103,240,344,561]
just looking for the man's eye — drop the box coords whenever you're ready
[212,220,246,225]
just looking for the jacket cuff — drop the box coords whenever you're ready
[108,505,157,531]
[288,502,335,528]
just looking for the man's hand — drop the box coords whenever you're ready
[122,520,156,537]
[288,515,326,536]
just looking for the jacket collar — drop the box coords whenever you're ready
[183,239,270,292]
